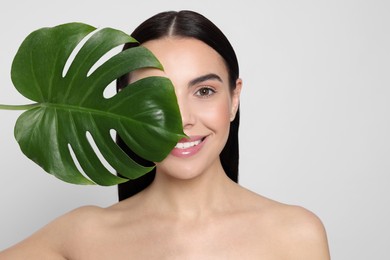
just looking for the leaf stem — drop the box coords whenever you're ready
[0,103,40,111]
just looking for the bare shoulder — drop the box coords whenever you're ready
[271,203,329,244]
[250,191,330,259]
[277,204,330,259]
[0,205,106,259]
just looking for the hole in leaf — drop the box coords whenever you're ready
[87,44,124,77]
[86,131,116,174]
[67,143,95,183]
[110,129,117,141]
[103,79,117,99]
[62,29,99,78]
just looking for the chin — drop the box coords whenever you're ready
[156,164,204,181]
[155,138,226,181]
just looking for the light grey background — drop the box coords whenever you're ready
[1,0,389,259]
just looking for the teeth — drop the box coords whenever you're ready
[175,139,202,149]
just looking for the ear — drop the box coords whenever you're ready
[230,78,242,122]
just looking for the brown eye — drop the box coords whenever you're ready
[195,87,216,97]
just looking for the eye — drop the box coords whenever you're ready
[195,87,216,97]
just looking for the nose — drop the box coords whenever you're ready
[177,95,195,130]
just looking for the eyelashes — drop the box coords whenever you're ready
[194,86,216,98]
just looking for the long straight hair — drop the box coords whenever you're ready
[117,10,240,201]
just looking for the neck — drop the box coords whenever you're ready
[142,164,235,219]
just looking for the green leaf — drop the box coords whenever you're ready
[10,22,185,186]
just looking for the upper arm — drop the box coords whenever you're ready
[282,206,331,260]
[0,206,102,260]
[0,217,69,259]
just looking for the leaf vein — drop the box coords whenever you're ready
[29,48,45,101]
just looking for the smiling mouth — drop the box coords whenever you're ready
[174,137,206,149]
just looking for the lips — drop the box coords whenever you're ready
[171,136,206,158]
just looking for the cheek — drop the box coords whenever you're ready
[197,98,232,129]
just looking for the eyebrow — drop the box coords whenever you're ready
[188,73,223,87]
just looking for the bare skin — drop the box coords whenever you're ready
[0,38,330,259]
[0,177,330,259]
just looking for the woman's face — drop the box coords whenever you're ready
[131,37,241,180]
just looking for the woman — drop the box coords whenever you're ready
[0,10,330,259]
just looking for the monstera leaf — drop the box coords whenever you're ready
[1,22,185,186]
